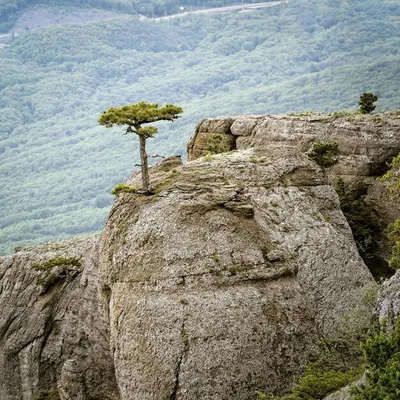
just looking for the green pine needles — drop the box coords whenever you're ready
[358,93,378,114]
[99,102,183,193]
[32,256,82,290]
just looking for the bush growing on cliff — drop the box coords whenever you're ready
[257,367,362,400]
[308,141,339,167]
[111,183,137,197]
[378,153,400,200]
[257,284,378,400]
[351,318,400,400]
[387,219,400,270]
[204,133,235,156]
[32,256,82,290]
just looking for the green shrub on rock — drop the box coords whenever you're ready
[111,183,137,196]
[204,133,235,156]
[377,153,400,269]
[308,141,339,167]
[32,256,82,290]
[256,285,378,400]
[351,318,400,400]
[257,366,362,400]
[378,153,400,200]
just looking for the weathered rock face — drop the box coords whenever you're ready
[376,269,400,328]
[0,237,119,400]
[323,269,400,400]
[188,112,400,180]
[99,148,374,399]
[188,112,400,272]
[4,112,400,400]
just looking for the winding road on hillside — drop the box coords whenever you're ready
[0,0,287,43]
[153,1,287,20]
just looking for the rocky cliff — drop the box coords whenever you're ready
[188,111,400,268]
[0,237,119,400]
[1,111,400,400]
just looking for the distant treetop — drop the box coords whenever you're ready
[358,92,378,114]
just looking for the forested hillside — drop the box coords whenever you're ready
[0,0,399,254]
[0,0,271,32]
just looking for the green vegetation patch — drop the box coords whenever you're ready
[31,389,60,400]
[308,141,339,167]
[387,219,400,270]
[204,133,235,156]
[378,153,400,200]
[111,183,137,197]
[258,366,362,400]
[351,318,400,400]
[257,284,378,400]
[32,256,82,290]
[378,152,400,270]
[335,179,377,257]
[32,256,81,271]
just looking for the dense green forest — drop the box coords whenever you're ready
[0,0,272,32]
[0,0,399,254]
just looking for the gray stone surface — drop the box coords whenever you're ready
[376,269,400,328]
[0,237,119,400]
[4,112,400,399]
[188,112,400,272]
[188,112,400,182]
[99,147,374,400]
[324,385,352,400]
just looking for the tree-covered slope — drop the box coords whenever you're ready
[0,0,273,32]
[0,0,399,254]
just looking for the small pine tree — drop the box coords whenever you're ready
[358,93,378,114]
[99,102,183,193]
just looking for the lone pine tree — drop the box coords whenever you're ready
[99,102,183,193]
[358,92,378,114]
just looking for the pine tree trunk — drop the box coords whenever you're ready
[139,134,150,192]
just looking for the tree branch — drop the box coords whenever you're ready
[148,154,165,159]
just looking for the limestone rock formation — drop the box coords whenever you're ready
[99,145,374,399]
[0,237,119,400]
[188,111,400,274]
[2,112,400,400]
[188,112,400,180]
